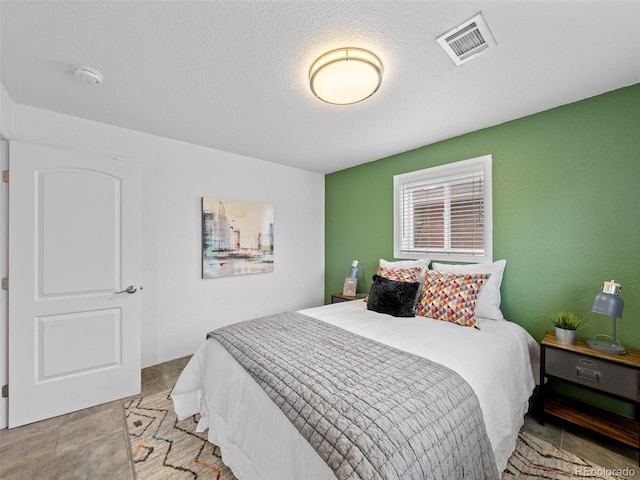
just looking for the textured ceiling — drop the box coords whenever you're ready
[1,1,639,174]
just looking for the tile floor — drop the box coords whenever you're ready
[0,356,190,480]
[0,356,637,479]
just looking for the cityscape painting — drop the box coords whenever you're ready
[202,197,274,278]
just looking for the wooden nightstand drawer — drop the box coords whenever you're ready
[540,332,640,464]
[546,348,638,400]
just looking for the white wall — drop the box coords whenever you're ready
[10,104,325,369]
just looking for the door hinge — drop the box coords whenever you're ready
[1,277,6,291]
[1,385,7,398]
[2,170,7,183]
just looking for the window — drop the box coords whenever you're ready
[394,155,492,263]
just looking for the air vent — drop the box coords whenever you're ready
[437,13,496,66]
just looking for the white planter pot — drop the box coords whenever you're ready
[555,327,577,345]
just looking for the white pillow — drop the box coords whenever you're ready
[379,258,430,284]
[431,259,506,321]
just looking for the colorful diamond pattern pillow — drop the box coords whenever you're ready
[376,266,422,283]
[416,271,490,329]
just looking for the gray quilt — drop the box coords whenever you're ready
[208,312,498,480]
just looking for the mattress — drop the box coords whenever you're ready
[172,300,539,479]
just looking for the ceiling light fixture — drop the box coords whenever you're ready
[309,48,383,105]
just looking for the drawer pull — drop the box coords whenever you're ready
[576,367,599,382]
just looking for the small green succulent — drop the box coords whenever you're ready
[551,311,582,330]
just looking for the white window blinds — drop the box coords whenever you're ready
[394,155,492,263]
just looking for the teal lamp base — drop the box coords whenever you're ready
[587,336,626,355]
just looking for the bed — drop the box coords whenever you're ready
[172,288,539,479]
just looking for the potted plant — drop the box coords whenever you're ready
[551,311,582,345]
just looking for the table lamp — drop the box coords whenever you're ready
[587,280,625,355]
[343,260,368,298]
[347,260,360,279]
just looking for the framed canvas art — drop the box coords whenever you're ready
[202,197,274,278]
[343,277,357,296]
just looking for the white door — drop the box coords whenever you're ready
[8,141,141,427]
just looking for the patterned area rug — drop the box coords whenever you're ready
[125,391,237,480]
[125,390,627,480]
[503,431,627,479]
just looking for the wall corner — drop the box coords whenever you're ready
[0,82,16,140]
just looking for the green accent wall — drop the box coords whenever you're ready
[325,83,640,351]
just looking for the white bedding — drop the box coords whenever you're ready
[172,300,539,479]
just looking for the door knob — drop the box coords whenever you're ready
[115,285,137,294]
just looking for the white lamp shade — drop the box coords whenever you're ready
[309,48,383,105]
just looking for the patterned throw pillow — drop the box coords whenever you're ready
[367,275,420,317]
[379,258,430,284]
[415,271,490,329]
[376,266,422,283]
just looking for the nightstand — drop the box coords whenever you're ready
[331,293,360,303]
[540,331,640,463]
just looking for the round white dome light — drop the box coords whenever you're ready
[309,48,383,105]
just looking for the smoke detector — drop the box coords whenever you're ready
[73,65,103,85]
[437,13,496,66]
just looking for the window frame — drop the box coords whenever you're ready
[393,154,493,263]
